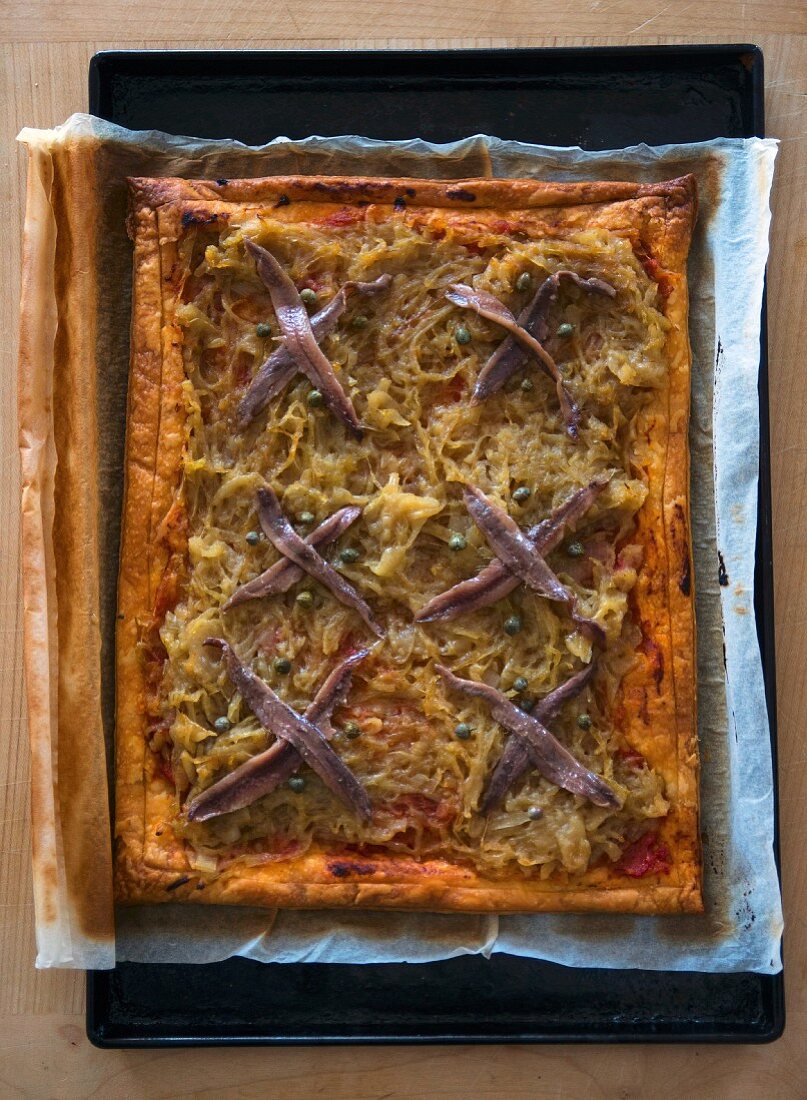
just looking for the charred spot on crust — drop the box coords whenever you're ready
[328,860,376,879]
[275,194,291,207]
[446,188,477,202]
[393,196,407,211]
[640,624,664,693]
[165,876,190,892]
[670,502,691,595]
[405,187,416,197]
[215,178,229,186]
[181,211,218,228]
[308,180,376,198]
[638,686,650,725]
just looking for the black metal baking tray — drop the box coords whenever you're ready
[86,44,782,1047]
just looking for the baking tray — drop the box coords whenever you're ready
[85,45,782,1046]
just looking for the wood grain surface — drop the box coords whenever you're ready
[1,3,805,1096]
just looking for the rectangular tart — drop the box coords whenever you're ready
[115,173,701,913]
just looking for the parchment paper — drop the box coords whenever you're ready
[18,115,781,972]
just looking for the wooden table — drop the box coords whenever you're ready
[2,4,805,1096]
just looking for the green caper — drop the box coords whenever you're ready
[448,533,467,552]
[273,657,292,675]
[288,776,306,792]
[516,271,532,293]
[245,530,261,546]
[300,288,317,307]
[512,486,531,503]
[343,720,361,739]
[454,722,472,740]
[256,322,272,337]
[556,322,575,337]
[527,806,543,820]
[513,676,529,693]
[352,314,369,329]
[577,713,592,731]
[213,716,231,734]
[519,696,536,713]
[567,541,585,558]
[296,590,314,609]
[298,511,315,526]
[307,389,324,408]
[340,546,360,564]
[520,377,534,392]
[504,614,523,636]
[455,324,472,346]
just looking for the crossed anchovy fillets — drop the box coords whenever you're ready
[189,247,622,820]
[416,476,609,644]
[446,271,616,438]
[438,664,618,810]
[188,646,370,822]
[223,504,362,610]
[242,240,393,438]
[420,478,617,808]
[225,487,384,638]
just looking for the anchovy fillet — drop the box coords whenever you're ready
[223,506,361,611]
[480,664,596,812]
[475,270,616,401]
[445,283,579,437]
[257,487,384,637]
[186,649,369,822]
[416,477,609,641]
[200,639,372,819]
[246,240,363,438]
[463,485,572,603]
[436,664,617,809]
[237,274,392,428]
[463,485,606,646]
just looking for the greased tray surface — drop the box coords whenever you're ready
[87,45,782,1047]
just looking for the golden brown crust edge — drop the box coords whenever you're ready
[127,173,696,271]
[115,174,700,914]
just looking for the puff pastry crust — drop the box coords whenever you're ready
[115,173,701,913]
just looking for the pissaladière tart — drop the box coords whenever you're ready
[115,173,701,913]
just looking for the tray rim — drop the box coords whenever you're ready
[85,40,782,1048]
[86,958,785,1047]
[88,43,766,147]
